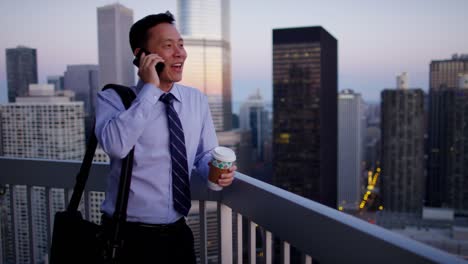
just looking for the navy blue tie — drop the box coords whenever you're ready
[160,93,191,216]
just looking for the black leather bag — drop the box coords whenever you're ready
[49,84,136,264]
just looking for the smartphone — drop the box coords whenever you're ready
[132,48,165,75]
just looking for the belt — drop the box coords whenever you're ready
[126,217,186,230]
[102,214,185,231]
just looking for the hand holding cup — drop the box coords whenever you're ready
[208,147,236,191]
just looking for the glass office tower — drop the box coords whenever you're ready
[177,0,232,131]
[381,83,425,213]
[427,55,468,213]
[272,26,338,208]
[6,46,37,103]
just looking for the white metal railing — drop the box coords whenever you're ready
[0,157,467,264]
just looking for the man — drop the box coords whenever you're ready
[95,11,236,263]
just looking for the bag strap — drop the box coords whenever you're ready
[101,84,136,223]
[67,127,99,211]
[100,84,137,262]
[67,84,136,213]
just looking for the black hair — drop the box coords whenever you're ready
[129,11,175,53]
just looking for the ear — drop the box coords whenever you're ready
[133,48,141,56]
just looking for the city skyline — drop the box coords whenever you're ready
[2,1,468,262]
[1,0,468,106]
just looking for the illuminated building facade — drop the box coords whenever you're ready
[177,0,232,131]
[272,26,337,207]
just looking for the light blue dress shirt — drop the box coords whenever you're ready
[95,80,218,224]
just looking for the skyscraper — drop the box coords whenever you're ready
[427,72,468,214]
[64,64,99,139]
[272,26,337,207]
[381,73,425,213]
[97,3,134,88]
[0,84,85,263]
[6,46,38,102]
[338,89,364,211]
[427,55,468,212]
[239,89,269,161]
[177,0,232,131]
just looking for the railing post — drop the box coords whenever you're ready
[237,213,243,264]
[199,200,207,264]
[283,241,290,264]
[265,231,272,264]
[248,221,256,264]
[220,203,233,264]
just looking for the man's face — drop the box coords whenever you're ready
[146,23,187,84]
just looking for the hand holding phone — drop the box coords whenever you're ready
[133,48,165,75]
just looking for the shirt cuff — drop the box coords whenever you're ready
[138,83,164,105]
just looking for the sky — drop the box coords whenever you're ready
[0,0,467,108]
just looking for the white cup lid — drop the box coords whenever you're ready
[212,146,236,162]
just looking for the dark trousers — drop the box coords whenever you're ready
[102,216,196,264]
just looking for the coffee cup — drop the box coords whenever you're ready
[208,146,236,191]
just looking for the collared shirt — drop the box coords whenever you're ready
[95,80,218,224]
